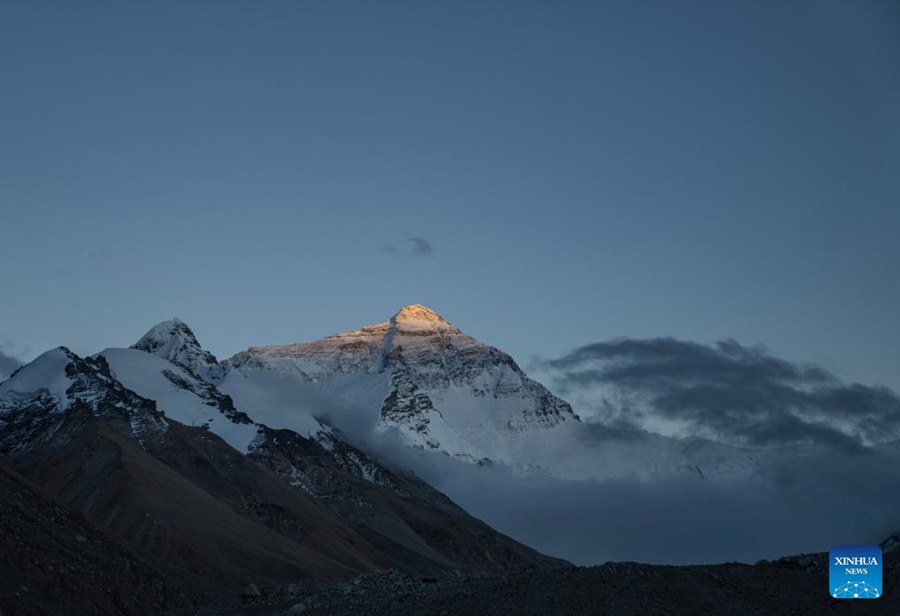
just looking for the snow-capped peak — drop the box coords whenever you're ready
[377,304,462,337]
[391,303,459,331]
[393,304,446,324]
[223,305,578,465]
[132,318,218,374]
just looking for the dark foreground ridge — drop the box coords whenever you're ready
[1,442,895,616]
[0,463,190,615]
[223,556,898,615]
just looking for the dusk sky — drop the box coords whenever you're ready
[2,0,899,391]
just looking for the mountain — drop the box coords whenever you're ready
[217,304,767,480]
[109,332,562,573]
[223,304,580,466]
[0,348,390,589]
[0,323,564,607]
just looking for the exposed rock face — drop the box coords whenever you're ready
[226,304,579,464]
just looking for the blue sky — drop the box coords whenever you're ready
[1,0,899,390]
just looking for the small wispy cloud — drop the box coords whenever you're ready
[381,237,434,257]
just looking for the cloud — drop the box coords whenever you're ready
[381,237,434,257]
[359,428,900,566]
[537,337,900,449]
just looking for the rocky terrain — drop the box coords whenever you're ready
[268,554,898,616]
[0,462,189,615]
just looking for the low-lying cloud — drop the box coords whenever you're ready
[360,428,900,566]
[539,337,900,449]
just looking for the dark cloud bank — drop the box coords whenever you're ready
[542,337,900,450]
[325,337,900,566]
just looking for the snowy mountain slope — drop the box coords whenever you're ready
[126,318,345,448]
[126,319,354,450]
[223,304,580,465]
[0,347,168,455]
[127,318,439,479]
[100,347,260,452]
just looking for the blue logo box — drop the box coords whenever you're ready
[830,545,882,599]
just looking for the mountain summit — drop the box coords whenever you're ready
[395,303,441,319]
[224,305,578,464]
[132,317,219,375]
[392,303,453,326]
